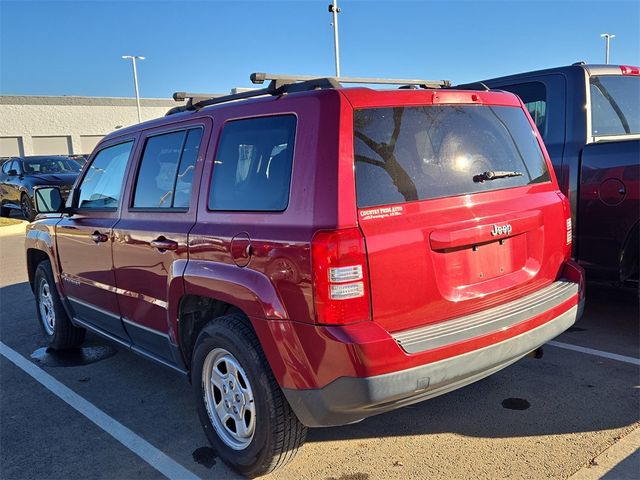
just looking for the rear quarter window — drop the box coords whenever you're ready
[209,115,296,212]
[354,105,550,208]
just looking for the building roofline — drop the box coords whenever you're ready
[0,95,180,107]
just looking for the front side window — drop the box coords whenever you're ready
[78,141,133,209]
[354,105,550,208]
[209,115,296,211]
[132,128,203,209]
[590,75,640,137]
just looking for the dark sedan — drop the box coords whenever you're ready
[0,156,81,221]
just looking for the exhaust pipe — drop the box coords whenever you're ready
[527,347,544,359]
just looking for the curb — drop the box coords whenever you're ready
[0,221,28,236]
[568,426,640,479]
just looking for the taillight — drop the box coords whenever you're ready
[556,192,572,260]
[311,228,371,325]
[620,65,640,75]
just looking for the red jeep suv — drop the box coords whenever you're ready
[26,73,584,477]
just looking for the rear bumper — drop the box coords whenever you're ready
[282,284,579,427]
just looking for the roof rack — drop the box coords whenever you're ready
[167,72,451,116]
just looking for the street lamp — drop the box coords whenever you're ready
[600,34,615,64]
[328,1,341,77]
[122,55,145,123]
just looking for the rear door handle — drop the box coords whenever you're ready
[150,238,178,251]
[90,231,109,243]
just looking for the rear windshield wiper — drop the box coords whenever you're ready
[473,170,523,183]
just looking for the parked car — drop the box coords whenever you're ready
[481,64,639,287]
[26,72,584,477]
[0,155,81,221]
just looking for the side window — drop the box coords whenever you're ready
[78,141,133,209]
[209,115,296,211]
[132,128,202,209]
[2,161,12,173]
[500,82,547,138]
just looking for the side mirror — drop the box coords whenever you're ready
[7,169,17,176]
[34,186,65,214]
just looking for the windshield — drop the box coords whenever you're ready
[590,75,640,137]
[22,157,81,174]
[354,105,550,208]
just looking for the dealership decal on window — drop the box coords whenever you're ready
[359,205,404,220]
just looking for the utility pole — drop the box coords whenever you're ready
[122,55,145,123]
[600,33,615,64]
[328,1,341,77]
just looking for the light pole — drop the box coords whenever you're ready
[328,1,341,77]
[600,33,615,64]
[122,55,145,123]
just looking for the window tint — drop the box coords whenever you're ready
[500,82,547,136]
[354,105,550,208]
[590,75,640,136]
[78,141,133,209]
[133,128,202,209]
[209,116,296,211]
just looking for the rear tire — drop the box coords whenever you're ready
[191,313,307,477]
[34,260,85,349]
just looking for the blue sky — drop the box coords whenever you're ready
[1,0,638,98]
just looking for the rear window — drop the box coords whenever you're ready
[209,115,296,212]
[354,105,551,208]
[590,75,640,137]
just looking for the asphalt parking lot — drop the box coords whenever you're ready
[1,226,638,480]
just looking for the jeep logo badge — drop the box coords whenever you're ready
[491,224,512,236]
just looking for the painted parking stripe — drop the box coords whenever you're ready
[0,341,200,480]
[547,340,640,366]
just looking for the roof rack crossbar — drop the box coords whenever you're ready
[450,81,491,91]
[251,72,451,88]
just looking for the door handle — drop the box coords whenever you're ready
[150,238,178,251]
[90,231,109,243]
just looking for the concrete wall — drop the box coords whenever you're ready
[0,96,179,156]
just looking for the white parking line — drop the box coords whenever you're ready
[548,341,640,366]
[0,341,200,480]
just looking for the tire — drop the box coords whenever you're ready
[34,260,85,349]
[191,313,307,477]
[21,193,35,222]
[0,203,9,217]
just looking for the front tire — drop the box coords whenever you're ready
[191,313,306,477]
[34,260,85,349]
[21,193,35,222]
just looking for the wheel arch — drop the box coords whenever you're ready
[25,223,61,293]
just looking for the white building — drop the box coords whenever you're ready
[0,95,180,157]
